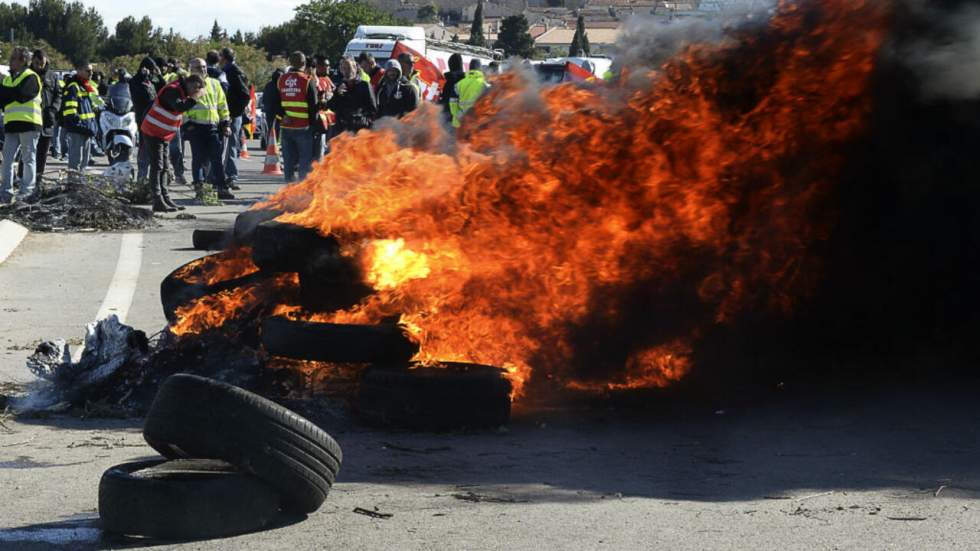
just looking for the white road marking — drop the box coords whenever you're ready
[0,219,28,264]
[71,233,143,362]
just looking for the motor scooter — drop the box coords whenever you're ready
[99,82,137,165]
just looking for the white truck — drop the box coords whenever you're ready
[343,25,502,75]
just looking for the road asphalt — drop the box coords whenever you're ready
[0,144,977,550]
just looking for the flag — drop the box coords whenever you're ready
[564,61,595,83]
[391,41,446,102]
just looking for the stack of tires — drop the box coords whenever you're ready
[99,374,342,540]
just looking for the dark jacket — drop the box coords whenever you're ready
[61,77,100,137]
[376,75,419,119]
[223,62,250,118]
[326,78,377,133]
[261,69,283,117]
[130,58,159,126]
[0,68,42,133]
[439,70,466,114]
[36,65,61,136]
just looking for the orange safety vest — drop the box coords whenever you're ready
[140,81,186,142]
[277,71,312,129]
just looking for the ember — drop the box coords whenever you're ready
[169,0,892,401]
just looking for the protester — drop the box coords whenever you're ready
[130,56,162,184]
[185,57,234,201]
[140,74,204,212]
[270,51,318,183]
[57,72,73,159]
[61,60,104,178]
[220,47,250,190]
[262,67,284,142]
[357,53,385,90]
[327,56,377,137]
[312,54,334,160]
[17,49,61,182]
[450,59,491,128]
[397,52,421,96]
[376,59,419,120]
[439,53,465,124]
[0,47,43,204]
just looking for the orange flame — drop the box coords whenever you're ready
[173,0,889,400]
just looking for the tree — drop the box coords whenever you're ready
[210,20,225,42]
[102,16,161,59]
[495,15,534,58]
[232,29,245,44]
[468,0,485,48]
[568,14,590,57]
[0,3,32,43]
[417,3,438,22]
[25,0,108,64]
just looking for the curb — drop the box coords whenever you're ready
[0,219,28,265]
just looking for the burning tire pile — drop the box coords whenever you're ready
[99,374,342,539]
[161,210,514,430]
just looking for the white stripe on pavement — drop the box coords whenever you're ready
[0,219,28,264]
[72,233,143,362]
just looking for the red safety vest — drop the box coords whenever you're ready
[277,71,312,129]
[140,81,186,142]
[316,76,335,127]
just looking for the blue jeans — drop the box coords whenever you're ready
[169,127,185,179]
[0,130,39,202]
[67,132,92,172]
[187,124,227,189]
[223,116,242,181]
[280,127,313,183]
[137,133,149,180]
[50,123,61,156]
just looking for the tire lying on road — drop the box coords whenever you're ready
[191,228,232,251]
[262,316,419,364]
[356,363,513,430]
[143,374,343,513]
[99,458,281,540]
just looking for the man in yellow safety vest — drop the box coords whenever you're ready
[450,59,491,129]
[185,57,234,200]
[0,47,44,203]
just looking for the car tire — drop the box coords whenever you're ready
[356,363,513,430]
[99,458,282,540]
[191,229,231,251]
[143,374,343,513]
[261,316,419,364]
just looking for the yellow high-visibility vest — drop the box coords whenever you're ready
[2,68,42,126]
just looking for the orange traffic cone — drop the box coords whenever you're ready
[239,132,250,159]
[262,127,283,176]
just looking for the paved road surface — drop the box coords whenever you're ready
[0,145,977,550]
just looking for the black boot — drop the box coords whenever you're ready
[152,179,177,213]
[160,186,185,211]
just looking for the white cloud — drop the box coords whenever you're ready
[12,0,305,38]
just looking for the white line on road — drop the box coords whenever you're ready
[71,233,144,362]
[0,219,28,264]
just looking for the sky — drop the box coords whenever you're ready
[11,0,306,38]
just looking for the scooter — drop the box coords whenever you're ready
[99,82,137,165]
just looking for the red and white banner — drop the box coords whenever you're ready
[391,41,446,102]
[564,61,596,83]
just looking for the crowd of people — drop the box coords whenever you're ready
[0,45,494,210]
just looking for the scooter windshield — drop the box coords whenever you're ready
[108,83,133,114]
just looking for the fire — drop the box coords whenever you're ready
[171,0,889,400]
[171,274,298,336]
[172,247,259,286]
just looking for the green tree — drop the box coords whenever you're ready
[102,16,161,59]
[26,0,108,64]
[209,20,225,42]
[569,14,590,57]
[495,14,534,58]
[0,3,32,43]
[231,29,245,44]
[468,0,485,48]
[416,2,438,22]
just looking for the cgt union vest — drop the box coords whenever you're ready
[277,71,312,129]
[140,81,186,142]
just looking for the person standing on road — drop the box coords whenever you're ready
[312,54,334,161]
[17,49,61,184]
[262,67,284,144]
[206,51,228,91]
[269,51,318,183]
[220,48,250,191]
[376,59,418,120]
[357,53,385,91]
[185,58,234,201]
[130,56,162,185]
[0,47,43,204]
[450,59,491,128]
[326,56,377,137]
[397,52,421,97]
[61,60,104,179]
[140,74,204,212]
[439,53,465,125]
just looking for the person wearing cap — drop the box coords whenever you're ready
[16,49,61,183]
[185,57,234,201]
[269,51,320,183]
[357,53,385,91]
[397,52,421,96]
[376,59,419,120]
[450,58,491,128]
[0,47,43,204]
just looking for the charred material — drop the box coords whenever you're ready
[0,182,154,232]
[233,209,283,245]
[251,221,340,274]
[160,261,271,325]
[192,228,232,250]
[261,316,419,364]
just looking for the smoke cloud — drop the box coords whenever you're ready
[898,1,980,100]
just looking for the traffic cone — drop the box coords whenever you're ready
[239,132,250,159]
[262,127,283,176]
